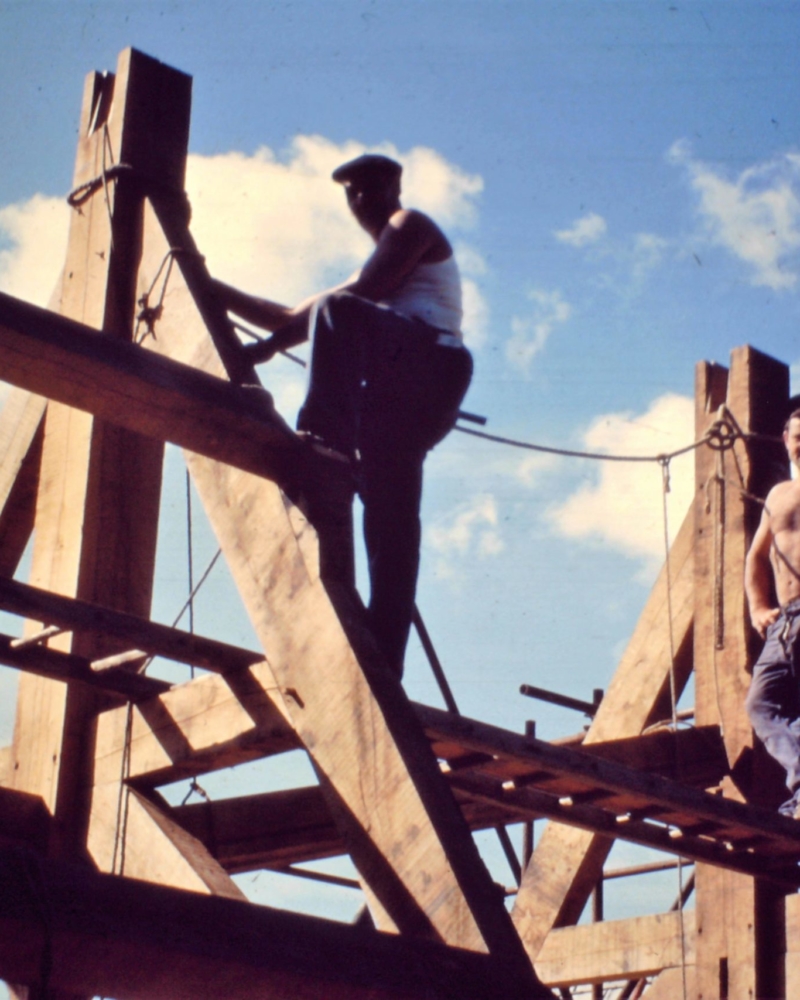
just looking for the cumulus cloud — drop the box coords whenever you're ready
[0,135,485,334]
[548,393,695,568]
[427,494,504,577]
[669,140,800,290]
[0,137,486,421]
[187,135,485,310]
[514,452,562,487]
[555,211,607,247]
[506,288,571,373]
[0,194,69,306]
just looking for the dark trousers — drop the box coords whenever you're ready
[745,601,800,814]
[297,292,473,674]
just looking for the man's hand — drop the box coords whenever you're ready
[241,338,279,365]
[751,605,781,638]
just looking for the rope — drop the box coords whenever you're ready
[453,416,770,465]
[232,320,308,368]
[66,162,134,208]
[185,469,196,679]
[659,456,689,1000]
[133,247,203,344]
[111,701,134,876]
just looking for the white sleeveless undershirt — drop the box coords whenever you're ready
[381,256,463,336]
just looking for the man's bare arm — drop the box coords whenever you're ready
[210,279,316,363]
[745,502,780,637]
[346,210,447,302]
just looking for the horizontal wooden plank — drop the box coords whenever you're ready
[420,707,800,858]
[536,911,695,987]
[0,632,169,703]
[172,783,532,873]
[93,664,298,788]
[449,769,800,886]
[0,575,264,674]
[0,848,530,1000]
[0,290,345,496]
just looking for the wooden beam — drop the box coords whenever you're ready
[0,389,46,577]
[692,349,789,1000]
[93,664,298,789]
[0,745,11,786]
[170,726,727,874]
[0,277,70,581]
[786,893,800,997]
[169,781,533,875]
[512,504,695,958]
[0,576,264,674]
[88,786,245,898]
[0,290,302,478]
[0,632,169,702]
[534,910,695,988]
[9,51,177,863]
[0,849,521,1000]
[421,706,728,789]
[635,966,696,1000]
[127,194,546,993]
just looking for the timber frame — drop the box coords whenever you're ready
[0,48,798,999]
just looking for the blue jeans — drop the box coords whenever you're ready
[297,292,473,675]
[745,600,800,815]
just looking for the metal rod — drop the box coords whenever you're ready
[456,409,487,426]
[603,857,694,881]
[413,606,459,714]
[494,824,522,886]
[521,720,536,868]
[277,865,361,890]
[519,683,602,717]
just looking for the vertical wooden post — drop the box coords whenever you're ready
[692,347,788,1000]
[9,50,190,860]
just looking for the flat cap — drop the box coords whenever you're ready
[331,153,402,185]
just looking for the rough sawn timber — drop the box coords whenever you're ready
[511,503,695,958]
[128,190,548,994]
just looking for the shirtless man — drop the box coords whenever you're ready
[212,154,472,676]
[745,410,800,816]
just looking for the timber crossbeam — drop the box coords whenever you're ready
[0,848,523,1000]
[0,576,265,675]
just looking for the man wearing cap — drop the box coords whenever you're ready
[212,153,472,677]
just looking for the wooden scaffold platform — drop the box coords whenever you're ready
[0,48,798,1000]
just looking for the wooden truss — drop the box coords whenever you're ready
[0,48,798,999]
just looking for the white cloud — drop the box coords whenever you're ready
[0,194,69,306]
[0,137,485,418]
[555,211,607,247]
[548,393,695,568]
[515,452,561,487]
[506,288,571,373]
[187,136,484,306]
[669,140,800,290]
[427,494,504,576]
[630,232,669,280]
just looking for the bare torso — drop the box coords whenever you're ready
[766,479,800,605]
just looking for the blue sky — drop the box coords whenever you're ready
[1,0,800,951]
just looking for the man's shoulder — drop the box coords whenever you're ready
[389,207,437,232]
[766,478,798,502]
[765,478,800,521]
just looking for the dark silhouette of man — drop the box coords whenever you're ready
[213,154,472,675]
